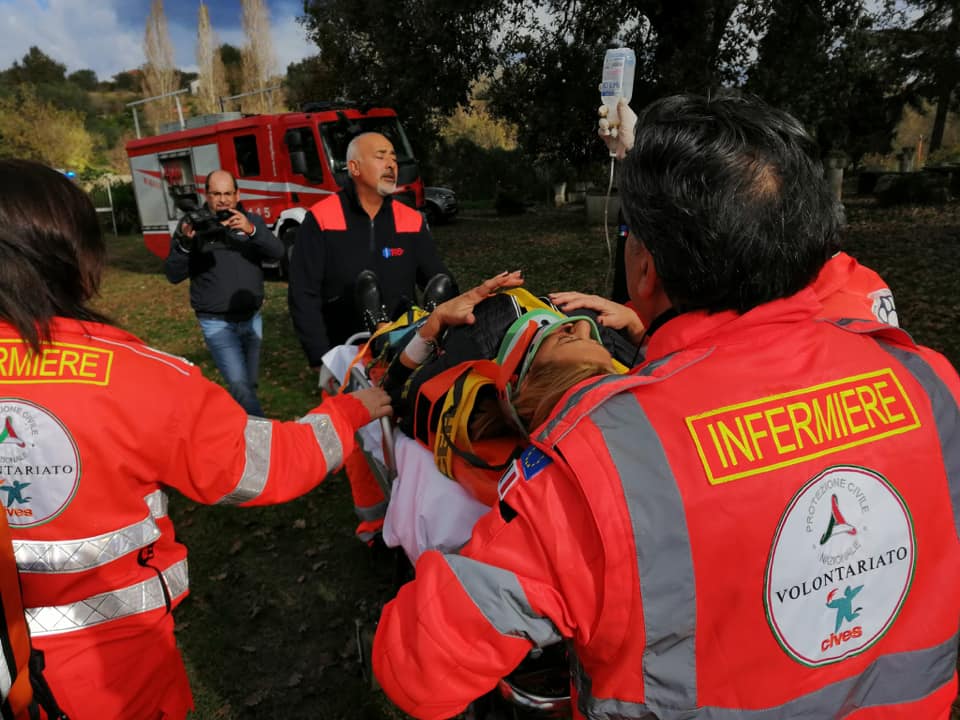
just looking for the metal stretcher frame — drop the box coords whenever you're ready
[333,333,571,717]
[341,331,396,500]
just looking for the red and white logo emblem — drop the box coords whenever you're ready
[764,465,915,666]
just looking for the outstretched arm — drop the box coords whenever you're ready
[399,271,524,368]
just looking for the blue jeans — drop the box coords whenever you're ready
[197,312,264,416]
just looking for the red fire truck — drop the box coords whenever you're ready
[125,103,426,271]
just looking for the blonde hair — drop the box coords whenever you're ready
[471,361,613,440]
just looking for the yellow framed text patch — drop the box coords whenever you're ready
[0,341,113,386]
[686,369,920,485]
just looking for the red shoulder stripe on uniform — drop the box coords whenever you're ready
[392,201,424,233]
[310,194,347,231]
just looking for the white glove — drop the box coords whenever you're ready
[598,96,636,160]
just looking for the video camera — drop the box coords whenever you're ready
[169,185,234,251]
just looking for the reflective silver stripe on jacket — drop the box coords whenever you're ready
[444,554,561,648]
[14,489,169,574]
[217,416,273,504]
[298,413,344,472]
[881,344,960,540]
[594,393,698,714]
[571,633,959,719]
[25,557,189,637]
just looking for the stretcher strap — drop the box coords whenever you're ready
[434,360,518,475]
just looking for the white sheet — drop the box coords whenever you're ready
[321,344,490,563]
[383,434,489,562]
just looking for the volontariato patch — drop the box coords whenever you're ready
[764,466,915,667]
[0,400,80,528]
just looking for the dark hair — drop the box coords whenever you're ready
[619,92,838,313]
[0,159,110,351]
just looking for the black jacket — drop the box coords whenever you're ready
[287,181,454,366]
[164,204,283,320]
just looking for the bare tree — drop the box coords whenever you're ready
[196,1,228,114]
[142,0,178,132]
[240,0,278,114]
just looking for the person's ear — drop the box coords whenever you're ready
[347,158,359,177]
[633,244,659,301]
[626,236,669,326]
[626,236,656,300]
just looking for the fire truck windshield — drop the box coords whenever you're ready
[318,116,415,175]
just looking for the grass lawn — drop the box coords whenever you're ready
[93,197,960,719]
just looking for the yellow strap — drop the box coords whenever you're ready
[435,370,493,478]
[502,287,553,312]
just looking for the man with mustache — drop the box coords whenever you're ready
[288,131,455,543]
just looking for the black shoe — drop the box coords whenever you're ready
[355,269,390,332]
[422,273,456,312]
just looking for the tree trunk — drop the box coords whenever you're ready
[930,1,960,153]
[929,80,952,153]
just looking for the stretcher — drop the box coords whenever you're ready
[320,337,571,717]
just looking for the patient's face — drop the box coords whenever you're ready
[532,319,614,370]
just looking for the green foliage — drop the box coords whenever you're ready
[892,0,960,152]
[219,43,244,95]
[746,0,904,161]
[30,80,95,117]
[0,85,95,170]
[488,30,612,172]
[0,46,66,85]
[486,0,755,171]
[298,0,504,150]
[429,138,527,202]
[87,179,140,234]
[68,69,99,91]
[284,55,336,110]
[111,71,140,91]
[439,100,517,151]
[220,43,242,66]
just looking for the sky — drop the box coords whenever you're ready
[0,0,317,80]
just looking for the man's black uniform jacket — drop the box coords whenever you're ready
[287,181,454,366]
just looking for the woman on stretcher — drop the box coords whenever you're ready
[363,271,640,509]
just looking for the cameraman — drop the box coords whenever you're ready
[164,170,283,415]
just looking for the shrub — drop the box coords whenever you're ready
[86,177,139,234]
[427,137,535,204]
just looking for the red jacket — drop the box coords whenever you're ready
[0,318,370,719]
[373,289,960,719]
[812,252,897,325]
